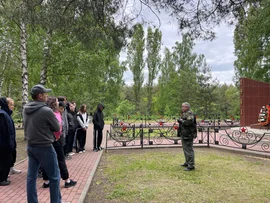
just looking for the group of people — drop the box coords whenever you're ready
[0,84,105,203]
[0,82,197,202]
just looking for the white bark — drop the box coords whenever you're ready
[40,32,50,85]
[20,20,28,106]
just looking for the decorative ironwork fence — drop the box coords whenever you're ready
[106,116,270,153]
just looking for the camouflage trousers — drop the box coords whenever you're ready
[182,139,195,168]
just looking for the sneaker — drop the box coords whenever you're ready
[42,182,50,188]
[82,150,86,153]
[98,147,103,151]
[64,179,77,188]
[65,155,72,160]
[0,180,10,186]
[68,152,75,156]
[93,148,98,152]
[10,167,21,174]
[78,151,83,154]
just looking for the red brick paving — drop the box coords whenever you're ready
[0,125,109,203]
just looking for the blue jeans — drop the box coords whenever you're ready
[27,145,61,203]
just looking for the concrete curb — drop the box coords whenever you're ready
[78,150,104,203]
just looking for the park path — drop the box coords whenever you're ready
[0,124,110,203]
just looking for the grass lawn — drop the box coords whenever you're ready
[86,148,270,203]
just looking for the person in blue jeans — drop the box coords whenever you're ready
[23,84,61,203]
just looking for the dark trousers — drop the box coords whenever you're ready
[77,129,86,152]
[93,128,103,149]
[43,144,69,181]
[11,149,17,167]
[182,139,195,168]
[67,131,75,153]
[0,149,12,182]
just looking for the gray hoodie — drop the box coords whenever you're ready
[23,101,60,147]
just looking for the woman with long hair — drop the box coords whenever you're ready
[76,104,90,153]
[42,97,77,188]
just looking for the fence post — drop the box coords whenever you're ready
[207,126,210,147]
[140,127,144,149]
[105,130,109,153]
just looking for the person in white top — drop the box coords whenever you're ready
[76,104,90,153]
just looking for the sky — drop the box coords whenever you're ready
[120,3,236,86]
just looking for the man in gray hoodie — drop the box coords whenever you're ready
[23,84,62,203]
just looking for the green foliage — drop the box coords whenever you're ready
[146,27,162,114]
[155,35,218,118]
[115,100,135,116]
[234,1,270,83]
[126,24,145,112]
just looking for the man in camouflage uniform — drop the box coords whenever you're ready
[178,102,197,171]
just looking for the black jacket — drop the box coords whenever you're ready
[67,110,77,132]
[0,97,16,151]
[93,103,105,130]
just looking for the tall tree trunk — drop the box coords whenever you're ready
[20,21,28,107]
[40,31,51,85]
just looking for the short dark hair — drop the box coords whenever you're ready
[58,96,67,102]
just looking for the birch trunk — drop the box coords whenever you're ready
[40,31,51,85]
[20,21,28,107]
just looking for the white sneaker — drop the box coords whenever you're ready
[82,150,86,153]
[79,151,83,154]
[10,167,21,174]
[68,152,75,156]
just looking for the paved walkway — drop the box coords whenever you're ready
[0,125,109,203]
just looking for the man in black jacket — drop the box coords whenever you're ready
[93,103,105,152]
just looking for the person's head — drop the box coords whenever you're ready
[46,96,59,112]
[58,101,65,114]
[67,102,76,112]
[97,103,105,112]
[0,97,13,115]
[6,98,14,111]
[79,104,87,113]
[30,84,52,102]
[181,102,190,113]
[58,96,67,105]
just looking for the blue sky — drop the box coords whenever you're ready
[120,4,236,86]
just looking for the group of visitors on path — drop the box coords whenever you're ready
[0,84,105,203]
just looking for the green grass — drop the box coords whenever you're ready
[87,148,270,203]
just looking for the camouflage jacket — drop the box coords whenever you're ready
[178,110,197,140]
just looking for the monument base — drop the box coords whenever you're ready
[250,123,270,130]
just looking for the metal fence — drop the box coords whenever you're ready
[106,117,270,154]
